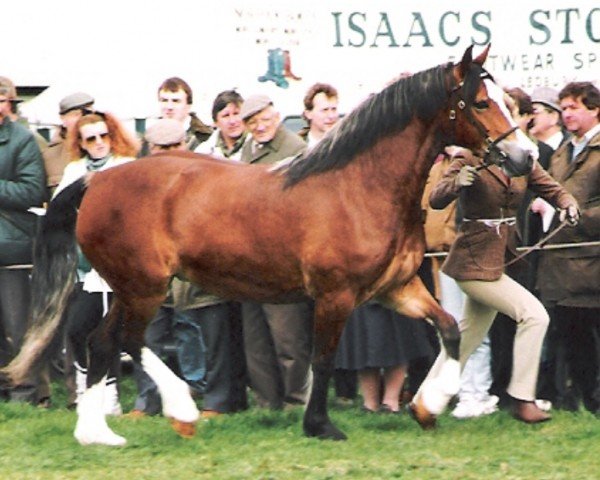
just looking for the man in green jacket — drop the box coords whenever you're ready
[0,76,48,404]
[239,95,313,410]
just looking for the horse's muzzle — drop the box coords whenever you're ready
[486,141,534,178]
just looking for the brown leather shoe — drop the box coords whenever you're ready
[511,398,551,424]
[200,409,222,420]
[123,409,147,419]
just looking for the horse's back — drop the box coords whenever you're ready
[76,152,308,300]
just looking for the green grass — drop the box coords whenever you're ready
[1,378,598,480]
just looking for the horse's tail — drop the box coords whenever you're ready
[0,177,87,387]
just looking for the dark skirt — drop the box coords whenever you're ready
[335,302,433,370]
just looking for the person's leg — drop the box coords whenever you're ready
[242,302,283,409]
[560,306,600,413]
[461,275,551,422]
[172,309,206,392]
[174,303,234,414]
[412,285,497,417]
[0,269,31,356]
[227,301,248,412]
[358,368,381,411]
[460,275,549,401]
[381,365,407,412]
[263,302,313,406]
[333,368,357,401]
[129,307,174,415]
[0,269,51,404]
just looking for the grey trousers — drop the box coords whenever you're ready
[0,268,50,403]
[242,302,313,409]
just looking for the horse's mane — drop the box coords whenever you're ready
[283,63,453,187]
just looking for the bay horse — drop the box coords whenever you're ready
[1,45,537,446]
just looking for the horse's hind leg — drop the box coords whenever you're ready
[121,302,199,438]
[74,299,126,446]
[65,288,120,414]
[383,276,461,428]
[303,294,354,441]
[140,346,199,437]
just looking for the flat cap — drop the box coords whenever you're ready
[531,87,561,113]
[240,94,273,121]
[144,118,186,146]
[59,92,95,115]
[0,76,20,102]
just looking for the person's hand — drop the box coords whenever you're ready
[455,165,479,188]
[559,204,580,226]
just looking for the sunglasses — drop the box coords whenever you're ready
[83,132,110,144]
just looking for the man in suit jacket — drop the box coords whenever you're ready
[238,95,313,410]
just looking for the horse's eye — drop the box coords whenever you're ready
[473,100,489,110]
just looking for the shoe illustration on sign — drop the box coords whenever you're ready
[258,48,302,89]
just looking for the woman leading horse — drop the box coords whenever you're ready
[2,46,537,446]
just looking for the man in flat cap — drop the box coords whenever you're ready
[530,87,567,152]
[44,92,95,194]
[144,118,186,153]
[0,76,48,405]
[128,117,240,420]
[239,94,313,410]
[240,94,306,164]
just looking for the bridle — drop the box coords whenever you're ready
[447,67,518,170]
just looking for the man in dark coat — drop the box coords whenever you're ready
[0,76,48,404]
[536,81,600,415]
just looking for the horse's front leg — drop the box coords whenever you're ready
[383,276,461,428]
[303,294,353,441]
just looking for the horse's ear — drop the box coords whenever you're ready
[459,45,474,77]
[474,44,491,66]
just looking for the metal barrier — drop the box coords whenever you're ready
[424,240,600,258]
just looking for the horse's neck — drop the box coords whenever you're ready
[358,121,442,205]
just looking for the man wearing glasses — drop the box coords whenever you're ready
[529,87,567,152]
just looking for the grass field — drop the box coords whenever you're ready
[1,377,598,480]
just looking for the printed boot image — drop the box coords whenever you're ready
[258,48,289,89]
[283,50,301,80]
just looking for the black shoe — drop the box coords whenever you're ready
[37,397,52,409]
[380,404,401,415]
[361,405,378,413]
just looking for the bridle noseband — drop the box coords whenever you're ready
[448,68,518,169]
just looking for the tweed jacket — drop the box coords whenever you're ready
[42,131,70,190]
[430,152,576,282]
[240,125,306,165]
[536,128,600,307]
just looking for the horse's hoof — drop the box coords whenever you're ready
[74,429,127,447]
[407,400,437,430]
[169,418,196,438]
[304,422,348,441]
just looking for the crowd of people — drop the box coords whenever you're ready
[0,71,598,426]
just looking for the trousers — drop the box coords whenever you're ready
[242,302,313,409]
[418,274,549,402]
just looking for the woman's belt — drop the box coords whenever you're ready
[463,216,516,235]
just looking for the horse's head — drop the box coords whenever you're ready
[447,45,537,177]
